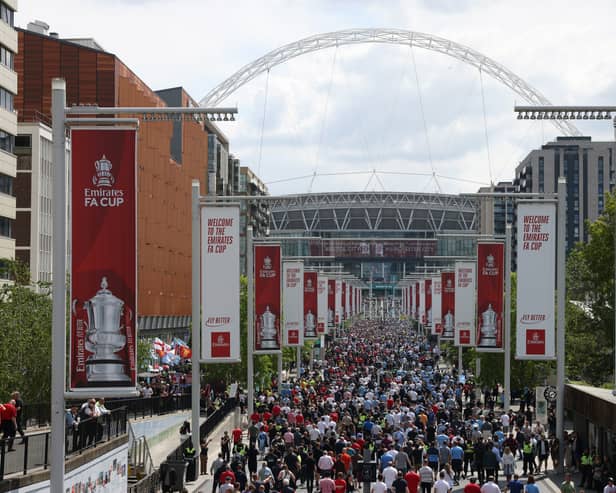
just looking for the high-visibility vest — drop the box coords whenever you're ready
[523,443,532,454]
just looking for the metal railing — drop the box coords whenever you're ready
[0,407,127,481]
[128,398,237,493]
[107,394,193,420]
[19,393,196,429]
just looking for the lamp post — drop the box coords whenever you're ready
[50,78,237,492]
[515,104,616,459]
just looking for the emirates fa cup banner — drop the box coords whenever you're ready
[303,271,318,340]
[283,261,304,347]
[441,271,455,340]
[317,276,328,334]
[328,279,335,328]
[476,242,504,352]
[254,244,281,352]
[70,129,137,394]
[411,283,416,319]
[516,202,556,359]
[425,279,432,326]
[201,206,240,362]
[334,279,342,325]
[431,276,442,335]
[419,280,426,324]
[455,262,476,347]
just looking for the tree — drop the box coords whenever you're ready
[565,190,616,386]
[0,263,52,403]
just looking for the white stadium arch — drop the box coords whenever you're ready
[200,28,580,136]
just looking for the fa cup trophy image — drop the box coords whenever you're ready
[260,305,278,349]
[82,277,131,382]
[442,309,455,338]
[305,309,317,338]
[479,303,498,347]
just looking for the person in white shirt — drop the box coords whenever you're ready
[371,475,388,493]
[433,471,451,493]
[501,413,510,433]
[383,465,399,489]
[317,451,334,476]
[480,476,500,493]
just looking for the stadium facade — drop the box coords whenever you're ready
[268,191,478,295]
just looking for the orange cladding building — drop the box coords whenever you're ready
[15,27,211,338]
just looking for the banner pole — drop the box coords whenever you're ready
[51,78,67,493]
[191,180,201,472]
[504,223,512,410]
[556,178,567,472]
[247,226,254,417]
[297,345,301,379]
[458,346,463,375]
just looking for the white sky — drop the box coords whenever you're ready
[16,0,616,195]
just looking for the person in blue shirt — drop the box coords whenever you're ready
[507,474,524,493]
[525,475,540,493]
[450,442,464,482]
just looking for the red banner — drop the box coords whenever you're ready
[70,129,137,392]
[328,279,335,327]
[254,245,281,352]
[425,279,432,327]
[476,242,504,351]
[341,282,346,320]
[441,272,455,340]
[304,272,318,339]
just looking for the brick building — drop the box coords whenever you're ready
[15,25,210,337]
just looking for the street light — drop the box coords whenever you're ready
[514,103,616,467]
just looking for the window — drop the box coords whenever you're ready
[0,45,13,70]
[15,135,30,148]
[0,2,13,26]
[0,173,12,195]
[0,130,13,153]
[0,216,12,238]
[0,87,14,112]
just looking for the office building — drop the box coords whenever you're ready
[0,0,17,281]
[238,165,269,274]
[16,24,208,338]
[515,136,615,251]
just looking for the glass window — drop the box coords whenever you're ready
[0,173,12,195]
[0,45,13,70]
[0,130,13,153]
[0,216,12,238]
[0,87,14,112]
[0,2,13,26]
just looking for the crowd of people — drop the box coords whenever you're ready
[199,320,615,493]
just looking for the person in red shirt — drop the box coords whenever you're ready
[250,411,261,423]
[464,477,481,493]
[219,466,236,485]
[0,400,17,451]
[404,467,421,493]
[334,472,347,493]
[231,427,243,444]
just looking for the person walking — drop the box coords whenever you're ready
[560,472,576,493]
[419,461,434,493]
[502,446,516,483]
